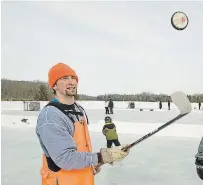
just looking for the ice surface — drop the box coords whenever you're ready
[1,101,203,185]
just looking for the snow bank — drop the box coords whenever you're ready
[88,120,203,139]
[2,114,202,139]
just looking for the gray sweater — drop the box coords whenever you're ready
[36,102,99,170]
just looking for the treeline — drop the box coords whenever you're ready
[1,79,203,102]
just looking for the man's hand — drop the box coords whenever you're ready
[100,145,130,164]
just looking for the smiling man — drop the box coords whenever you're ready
[36,62,130,185]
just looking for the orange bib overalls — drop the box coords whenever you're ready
[40,102,95,185]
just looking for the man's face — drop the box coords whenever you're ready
[53,76,77,96]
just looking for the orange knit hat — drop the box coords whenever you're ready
[48,62,78,88]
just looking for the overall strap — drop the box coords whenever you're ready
[46,101,83,123]
[74,103,89,125]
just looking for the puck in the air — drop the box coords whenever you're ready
[171,11,189,30]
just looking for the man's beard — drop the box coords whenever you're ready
[65,89,77,96]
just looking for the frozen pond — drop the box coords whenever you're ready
[1,107,203,185]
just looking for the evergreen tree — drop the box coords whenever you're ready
[34,85,49,101]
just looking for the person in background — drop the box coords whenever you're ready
[199,101,201,110]
[105,100,109,114]
[102,116,121,148]
[36,62,130,185]
[195,137,203,180]
[108,99,114,114]
[168,99,171,110]
[159,100,162,109]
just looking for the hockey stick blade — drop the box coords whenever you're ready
[171,91,192,115]
[123,91,192,151]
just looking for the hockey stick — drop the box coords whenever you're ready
[122,91,192,151]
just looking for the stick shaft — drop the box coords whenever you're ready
[124,113,187,150]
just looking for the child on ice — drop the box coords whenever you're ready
[102,116,121,148]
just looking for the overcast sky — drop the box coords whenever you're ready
[1,1,203,96]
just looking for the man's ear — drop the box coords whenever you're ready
[53,83,57,90]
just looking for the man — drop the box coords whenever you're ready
[36,62,130,185]
[195,137,203,180]
[168,99,171,110]
[199,101,201,110]
[102,116,121,148]
[159,100,162,109]
[108,99,114,114]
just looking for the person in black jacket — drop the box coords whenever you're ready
[159,100,162,109]
[195,137,203,180]
[168,99,171,110]
[108,99,114,114]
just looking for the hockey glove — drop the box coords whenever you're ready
[100,145,130,164]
